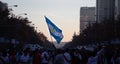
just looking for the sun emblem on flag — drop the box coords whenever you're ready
[51,28,55,33]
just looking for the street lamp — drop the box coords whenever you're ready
[8,5,18,7]
[13,5,18,7]
[17,13,27,16]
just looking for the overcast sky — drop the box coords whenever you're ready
[1,0,96,42]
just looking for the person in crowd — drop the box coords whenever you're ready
[87,51,98,64]
[87,46,106,64]
[19,50,30,64]
[9,49,16,64]
[97,52,108,64]
[0,51,5,64]
[1,51,10,64]
[63,49,71,64]
[32,49,41,64]
[48,50,55,64]
[110,53,117,64]
[16,51,22,64]
[41,50,49,64]
[71,49,82,64]
[54,49,64,64]
[81,47,88,64]
[116,54,120,64]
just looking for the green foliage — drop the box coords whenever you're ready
[72,17,120,45]
[0,1,9,19]
[0,1,47,45]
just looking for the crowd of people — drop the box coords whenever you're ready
[0,45,120,64]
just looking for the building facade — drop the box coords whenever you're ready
[96,0,115,22]
[115,0,120,20]
[80,7,96,33]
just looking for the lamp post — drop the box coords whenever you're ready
[8,5,18,7]
[13,5,18,7]
[17,13,27,16]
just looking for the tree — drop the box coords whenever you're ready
[72,16,120,46]
[0,1,53,49]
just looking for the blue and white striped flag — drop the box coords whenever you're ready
[45,16,63,43]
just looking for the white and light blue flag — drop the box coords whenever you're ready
[45,16,63,43]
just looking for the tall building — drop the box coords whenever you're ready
[80,7,96,33]
[96,0,115,22]
[115,0,120,20]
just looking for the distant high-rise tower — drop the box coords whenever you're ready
[80,7,95,33]
[115,0,120,20]
[96,0,115,22]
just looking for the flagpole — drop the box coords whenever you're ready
[50,35,56,49]
[50,35,53,42]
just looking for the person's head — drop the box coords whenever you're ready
[56,49,62,54]
[91,51,97,57]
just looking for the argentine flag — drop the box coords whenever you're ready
[45,16,63,43]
